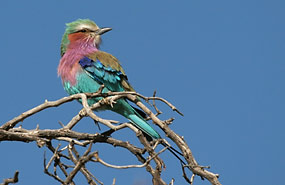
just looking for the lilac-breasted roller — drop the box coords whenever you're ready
[58,19,160,140]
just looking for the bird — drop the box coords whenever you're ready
[58,19,160,140]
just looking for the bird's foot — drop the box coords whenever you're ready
[100,97,117,108]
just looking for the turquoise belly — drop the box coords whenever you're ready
[63,72,108,106]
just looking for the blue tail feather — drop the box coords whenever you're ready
[128,114,160,139]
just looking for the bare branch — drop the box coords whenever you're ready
[0,171,19,185]
[125,94,221,185]
[112,178,116,185]
[64,144,96,184]
[92,146,168,169]
[1,93,92,130]
[0,91,221,185]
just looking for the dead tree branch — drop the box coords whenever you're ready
[0,90,221,185]
[0,171,19,185]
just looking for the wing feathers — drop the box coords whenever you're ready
[79,51,134,92]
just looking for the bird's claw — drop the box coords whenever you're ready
[101,97,117,108]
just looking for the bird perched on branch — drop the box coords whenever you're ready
[58,19,160,140]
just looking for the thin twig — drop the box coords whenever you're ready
[152,90,162,116]
[0,171,19,185]
[92,146,168,169]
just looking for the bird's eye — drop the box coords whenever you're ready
[80,29,87,32]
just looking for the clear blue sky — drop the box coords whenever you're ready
[0,0,284,184]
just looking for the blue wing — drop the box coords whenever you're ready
[79,56,127,92]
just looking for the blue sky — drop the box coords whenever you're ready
[0,0,284,184]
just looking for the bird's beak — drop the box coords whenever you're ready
[96,27,112,35]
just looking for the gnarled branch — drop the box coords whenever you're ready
[0,90,221,185]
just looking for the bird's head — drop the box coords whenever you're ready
[60,19,112,56]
